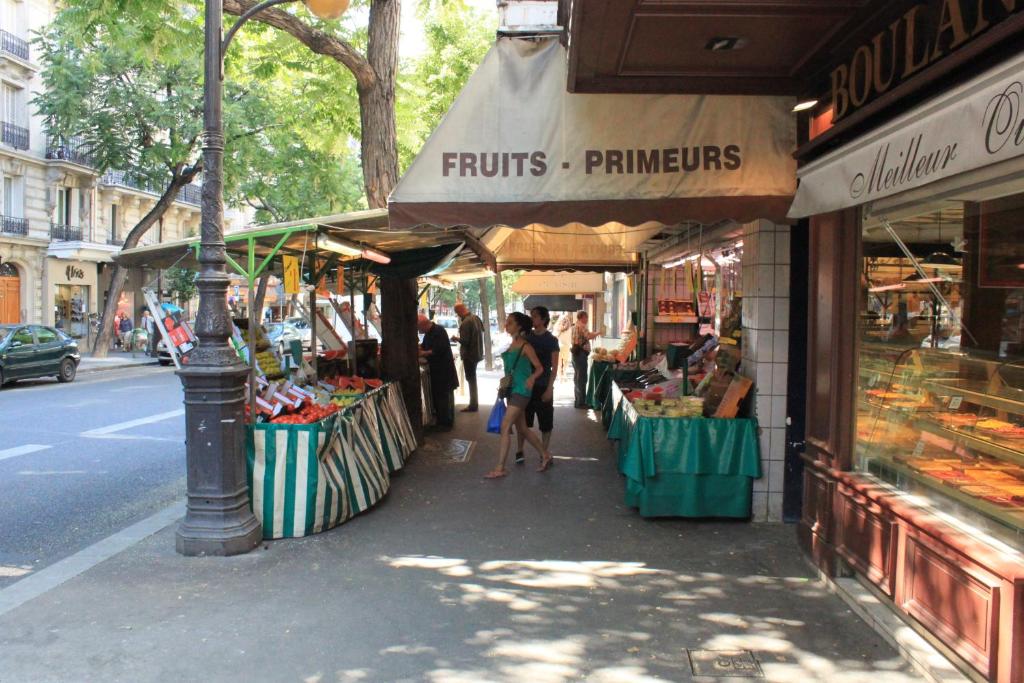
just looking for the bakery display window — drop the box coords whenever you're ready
[856,192,1024,549]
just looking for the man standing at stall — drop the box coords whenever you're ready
[418,314,458,430]
[515,306,559,464]
[452,303,484,413]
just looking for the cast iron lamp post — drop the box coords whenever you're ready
[177,0,349,556]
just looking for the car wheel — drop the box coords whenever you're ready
[0,367,4,387]
[159,359,172,366]
[57,358,77,383]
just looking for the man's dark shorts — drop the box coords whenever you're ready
[525,383,554,433]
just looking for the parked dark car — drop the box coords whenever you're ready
[0,324,81,386]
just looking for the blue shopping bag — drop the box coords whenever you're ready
[486,397,506,434]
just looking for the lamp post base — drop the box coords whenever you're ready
[176,362,263,557]
[175,489,263,556]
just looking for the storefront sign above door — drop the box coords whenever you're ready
[389,37,797,230]
[790,51,1024,218]
[829,0,1022,122]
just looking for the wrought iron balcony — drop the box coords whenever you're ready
[176,184,201,206]
[0,29,29,61]
[108,237,124,246]
[46,135,95,167]
[50,223,84,242]
[101,170,201,206]
[0,215,28,236]
[1,122,29,151]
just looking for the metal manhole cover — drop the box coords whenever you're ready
[421,438,475,462]
[687,650,763,678]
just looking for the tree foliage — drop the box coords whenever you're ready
[398,0,495,170]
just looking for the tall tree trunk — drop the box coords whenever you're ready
[254,272,271,323]
[366,0,422,440]
[380,276,422,435]
[359,0,400,208]
[478,277,493,371]
[493,271,506,329]
[93,166,200,357]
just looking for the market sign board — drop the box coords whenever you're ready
[789,50,1024,218]
[389,37,797,230]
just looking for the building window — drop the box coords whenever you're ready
[55,187,72,225]
[1,82,20,124]
[856,192,1024,550]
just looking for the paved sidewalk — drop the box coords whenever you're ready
[0,375,923,682]
[78,351,161,374]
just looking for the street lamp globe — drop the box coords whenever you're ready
[303,0,349,19]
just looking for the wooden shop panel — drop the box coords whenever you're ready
[900,531,1001,679]
[801,463,833,538]
[836,485,897,595]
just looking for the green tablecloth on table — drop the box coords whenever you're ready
[586,360,615,409]
[245,382,417,539]
[606,382,761,518]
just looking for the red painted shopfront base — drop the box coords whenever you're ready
[799,457,1024,683]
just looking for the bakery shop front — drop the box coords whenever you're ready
[789,5,1024,680]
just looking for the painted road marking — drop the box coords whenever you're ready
[0,501,184,618]
[0,444,52,462]
[80,409,184,437]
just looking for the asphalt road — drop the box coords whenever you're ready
[0,366,187,589]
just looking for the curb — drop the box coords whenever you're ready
[78,359,162,374]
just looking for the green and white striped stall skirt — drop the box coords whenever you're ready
[245,382,417,539]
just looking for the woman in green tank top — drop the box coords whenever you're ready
[486,312,554,478]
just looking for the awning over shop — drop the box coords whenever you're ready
[788,51,1024,219]
[511,271,604,296]
[389,36,797,230]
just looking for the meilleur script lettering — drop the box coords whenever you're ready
[441,146,742,178]
[849,134,959,200]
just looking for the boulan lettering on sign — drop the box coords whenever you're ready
[389,37,796,229]
[829,0,1023,121]
[789,50,1024,218]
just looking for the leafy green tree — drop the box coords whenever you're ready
[35,5,212,356]
[166,267,198,307]
[398,0,495,169]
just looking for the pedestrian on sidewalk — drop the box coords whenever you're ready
[555,313,573,382]
[112,312,124,350]
[118,313,133,351]
[142,309,157,356]
[514,305,559,464]
[486,312,553,478]
[452,302,484,413]
[418,314,458,430]
[571,310,599,408]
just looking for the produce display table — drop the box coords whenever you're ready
[602,368,643,427]
[606,382,761,518]
[587,360,616,409]
[245,382,417,539]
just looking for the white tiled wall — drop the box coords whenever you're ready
[740,219,791,522]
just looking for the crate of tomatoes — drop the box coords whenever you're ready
[269,402,340,425]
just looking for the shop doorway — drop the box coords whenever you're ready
[54,283,89,341]
[0,262,19,323]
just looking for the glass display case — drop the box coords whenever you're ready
[856,345,1024,548]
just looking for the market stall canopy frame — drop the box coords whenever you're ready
[388,37,798,230]
[114,209,490,282]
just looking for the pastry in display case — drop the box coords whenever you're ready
[856,345,1024,545]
